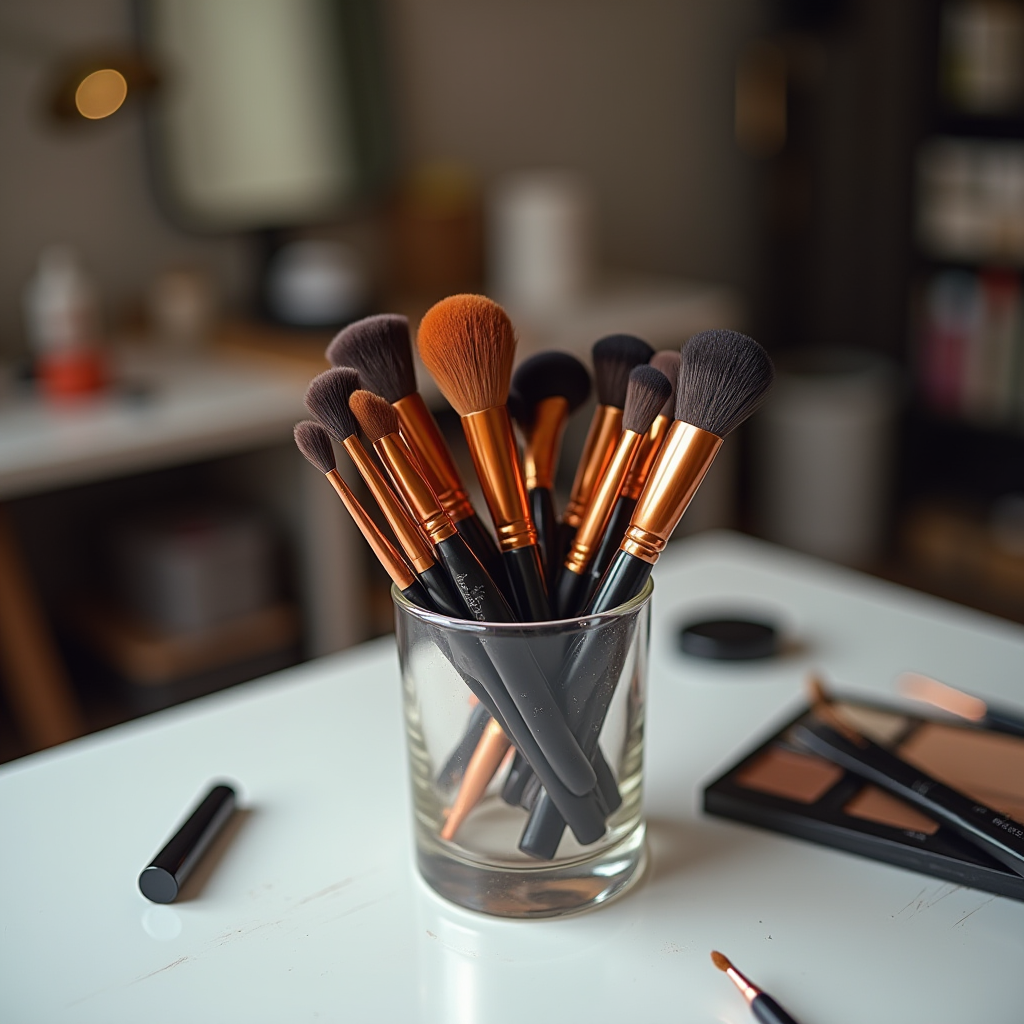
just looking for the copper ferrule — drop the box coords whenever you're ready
[563,404,622,528]
[325,468,416,590]
[393,392,474,523]
[374,433,457,547]
[621,412,672,501]
[341,435,436,575]
[725,965,760,1006]
[461,406,537,552]
[564,429,644,576]
[523,396,569,492]
[621,421,723,564]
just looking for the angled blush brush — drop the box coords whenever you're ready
[555,364,671,617]
[417,295,552,622]
[304,368,463,618]
[326,314,502,580]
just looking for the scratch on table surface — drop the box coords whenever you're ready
[133,956,190,983]
[893,883,961,921]
[953,896,995,929]
[296,877,354,906]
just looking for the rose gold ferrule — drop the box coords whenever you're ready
[564,429,644,576]
[563,404,622,528]
[324,469,416,590]
[725,966,760,1006]
[341,435,436,575]
[461,406,537,552]
[620,421,723,564]
[621,412,671,501]
[393,392,474,523]
[523,396,569,491]
[374,433,457,546]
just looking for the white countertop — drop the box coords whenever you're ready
[2,531,1023,1023]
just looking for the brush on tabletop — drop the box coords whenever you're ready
[508,351,592,589]
[559,334,654,560]
[587,349,680,584]
[554,363,671,617]
[711,951,803,1024]
[304,368,463,617]
[519,329,774,858]
[417,295,551,622]
[899,671,1024,738]
[326,314,502,581]
[795,675,1024,878]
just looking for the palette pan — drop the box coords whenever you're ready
[704,696,1024,901]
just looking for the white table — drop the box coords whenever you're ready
[2,531,1022,1023]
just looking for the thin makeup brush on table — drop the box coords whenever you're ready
[348,388,599,799]
[554,364,671,617]
[520,329,775,859]
[711,951,804,1024]
[899,672,1024,738]
[417,295,552,622]
[326,315,503,581]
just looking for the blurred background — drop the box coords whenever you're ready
[2,0,1023,760]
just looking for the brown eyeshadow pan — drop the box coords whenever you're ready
[734,746,843,804]
[844,785,939,835]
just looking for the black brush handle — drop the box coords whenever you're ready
[530,486,559,591]
[418,563,465,618]
[587,494,636,593]
[400,579,433,611]
[557,521,577,568]
[454,512,504,584]
[436,701,491,790]
[435,533,597,797]
[751,993,803,1024]
[501,543,552,621]
[501,751,534,806]
[554,567,591,619]
[985,704,1024,738]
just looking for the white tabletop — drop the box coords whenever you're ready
[2,531,1023,1023]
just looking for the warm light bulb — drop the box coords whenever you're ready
[74,68,128,120]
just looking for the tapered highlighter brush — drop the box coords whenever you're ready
[554,364,671,617]
[417,295,551,622]
[588,349,680,583]
[509,351,592,589]
[348,388,598,799]
[326,314,502,579]
[899,671,1024,738]
[560,334,654,557]
[795,675,1024,878]
[304,368,462,618]
[711,951,803,1024]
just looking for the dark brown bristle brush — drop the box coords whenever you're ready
[417,295,552,623]
[326,314,502,580]
[711,951,803,1024]
[509,351,592,590]
[304,367,462,617]
[555,364,671,617]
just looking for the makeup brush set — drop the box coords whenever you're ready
[295,293,774,859]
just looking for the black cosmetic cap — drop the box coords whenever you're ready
[678,618,779,661]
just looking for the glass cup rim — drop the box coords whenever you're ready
[391,576,654,633]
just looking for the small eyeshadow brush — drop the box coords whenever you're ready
[711,951,803,1024]
[899,672,1024,738]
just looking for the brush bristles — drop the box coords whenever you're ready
[710,951,732,973]
[294,420,337,474]
[417,295,516,415]
[350,389,401,443]
[622,365,672,434]
[650,350,681,417]
[511,351,592,417]
[325,314,417,403]
[304,367,362,442]
[675,329,774,437]
[592,334,654,407]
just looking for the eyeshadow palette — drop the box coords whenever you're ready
[704,697,1024,901]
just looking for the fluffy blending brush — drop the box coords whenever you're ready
[326,314,502,579]
[711,951,803,1024]
[349,387,599,798]
[304,368,463,617]
[510,351,592,589]
[554,364,671,617]
[560,334,654,554]
[417,295,551,622]
[899,672,1024,738]
[589,349,681,581]
[293,421,433,611]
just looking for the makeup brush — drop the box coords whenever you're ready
[326,314,502,579]
[349,387,599,797]
[509,351,592,589]
[417,295,551,622]
[555,364,671,617]
[899,672,1024,738]
[440,717,511,840]
[588,349,680,582]
[519,329,774,859]
[796,676,1024,879]
[304,368,462,618]
[711,951,803,1024]
[293,421,433,611]
[560,334,654,555]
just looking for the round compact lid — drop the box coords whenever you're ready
[678,618,779,661]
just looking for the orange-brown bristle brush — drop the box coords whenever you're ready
[711,950,803,1024]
